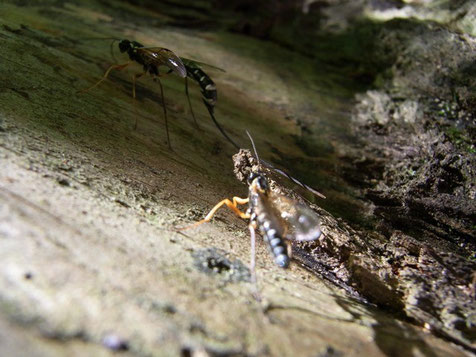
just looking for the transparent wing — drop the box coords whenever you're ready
[138,47,187,77]
[180,57,226,72]
[260,159,326,199]
[270,191,322,241]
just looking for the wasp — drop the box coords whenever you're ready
[181,132,322,281]
[80,38,239,149]
[181,58,240,149]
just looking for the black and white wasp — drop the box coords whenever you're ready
[79,38,238,149]
[181,132,323,278]
[181,57,240,149]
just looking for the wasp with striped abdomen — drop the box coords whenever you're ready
[181,132,323,281]
[80,38,239,149]
[181,58,240,149]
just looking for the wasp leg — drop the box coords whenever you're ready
[249,222,257,284]
[249,223,262,301]
[78,62,131,94]
[185,77,200,130]
[155,77,171,150]
[178,197,249,231]
[132,72,146,130]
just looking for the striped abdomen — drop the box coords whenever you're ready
[185,65,217,113]
[255,211,290,269]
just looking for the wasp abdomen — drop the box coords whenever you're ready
[185,66,217,112]
[258,217,290,269]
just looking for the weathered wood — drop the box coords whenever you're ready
[0,1,473,356]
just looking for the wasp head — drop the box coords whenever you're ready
[118,40,131,53]
[248,172,269,193]
[118,39,143,53]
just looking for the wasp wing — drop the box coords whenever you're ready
[270,191,322,241]
[180,57,226,72]
[137,47,187,77]
[260,159,326,200]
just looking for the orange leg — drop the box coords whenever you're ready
[179,196,249,230]
[78,62,131,94]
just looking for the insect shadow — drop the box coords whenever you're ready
[179,131,324,289]
[79,38,239,149]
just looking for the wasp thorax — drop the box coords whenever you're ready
[247,172,257,184]
[119,40,143,52]
[248,172,269,192]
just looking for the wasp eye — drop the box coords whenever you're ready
[118,40,129,53]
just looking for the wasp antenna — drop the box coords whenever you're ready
[78,36,122,41]
[246,130,260,165]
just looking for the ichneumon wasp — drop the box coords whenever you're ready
[180,131,323,283]
[181,57,240,149]
[79,38,239,149]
